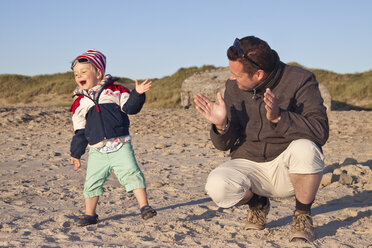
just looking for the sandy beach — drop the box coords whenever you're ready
[0,106,371,247]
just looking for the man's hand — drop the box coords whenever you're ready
[135,79,152,94]
[264,88,280,123]
[71,157,81,171]
[194,92,227,128]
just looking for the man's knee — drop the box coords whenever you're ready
[205,167,249,208]
[287,139,325,174]
[205,168,227,202]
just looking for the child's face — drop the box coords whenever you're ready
[73,63,102,90]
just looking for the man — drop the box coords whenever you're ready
[194,36,328,242]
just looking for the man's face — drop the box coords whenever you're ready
[229,60,261,91]
[73,63,102,90]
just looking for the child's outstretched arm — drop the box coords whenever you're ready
[122,79,152,114]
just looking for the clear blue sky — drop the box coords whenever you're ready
[1,0,371,79]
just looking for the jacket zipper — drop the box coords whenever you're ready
[95,101,107,139]
[74,93,107,139]
[252,88,257,99]
[256,99,267,160]
[257,100,263,140]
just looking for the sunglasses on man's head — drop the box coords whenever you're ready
[71,57,92,69]
[233,38,263,70]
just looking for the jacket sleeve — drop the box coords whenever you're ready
[121,89,146,115]
[210,122,241,151]
[273,74,329,146]
[70,129,88,159]
[70,96,88,159]
[210,82,242,151]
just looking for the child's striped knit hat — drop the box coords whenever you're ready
[72,49,106,75]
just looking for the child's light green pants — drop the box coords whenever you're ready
[84,142,146,199]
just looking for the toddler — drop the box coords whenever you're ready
[69,49,156,226]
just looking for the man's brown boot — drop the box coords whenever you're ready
[244,199,270,230]
[290,210,315,242]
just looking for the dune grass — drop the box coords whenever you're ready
[0,72,136,106]
[0,64,371,109]
[288,63,372,110]
[0,65,216,108]
[315,69,372,109]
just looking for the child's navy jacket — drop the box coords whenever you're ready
[70,77,145,159]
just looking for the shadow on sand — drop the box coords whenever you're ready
[100,197,213,222]
[267,190,372,237]
[76,159,372,238]
[267,158,372,238]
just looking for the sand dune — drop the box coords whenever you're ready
[0,107,371,247]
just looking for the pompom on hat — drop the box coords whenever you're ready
[71,49,106,75]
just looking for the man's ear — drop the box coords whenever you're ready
[254,69,265,81]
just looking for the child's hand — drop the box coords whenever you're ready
[135,79,152,94]
[71,157,81,171]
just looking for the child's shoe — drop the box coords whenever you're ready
[140,206,157,220]
[77,214,99,226]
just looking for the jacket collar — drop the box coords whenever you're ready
[252,50,284,97]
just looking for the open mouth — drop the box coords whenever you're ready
[80,80,87,86]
